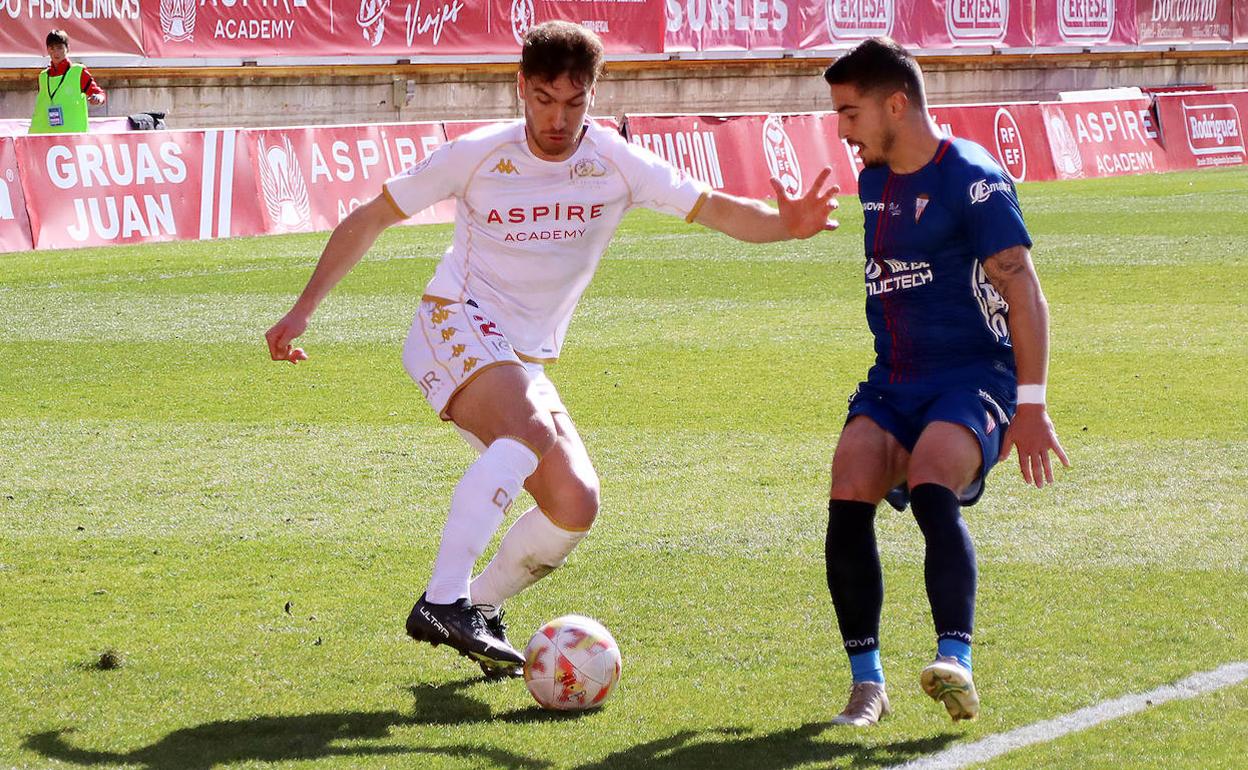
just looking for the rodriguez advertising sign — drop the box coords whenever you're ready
[1155,90,1247,169]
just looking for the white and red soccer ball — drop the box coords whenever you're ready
[523,615,622,711]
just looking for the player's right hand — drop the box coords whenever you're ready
[265,311,310,364]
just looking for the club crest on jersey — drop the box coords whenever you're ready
[491,158,520,175]
[915,194,930,222]
[570,158,608,179]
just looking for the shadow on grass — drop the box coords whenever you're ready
[569,723,960,770]
[24,678,955,770]
[23,677,555,770]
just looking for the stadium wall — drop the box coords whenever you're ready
[2,51,1248,130]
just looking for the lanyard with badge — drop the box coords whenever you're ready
[45,67,70,127]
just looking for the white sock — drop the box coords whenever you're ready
[425,437,540,604]
[470,505,589,612]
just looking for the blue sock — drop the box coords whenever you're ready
[938,638,972,672]
[849,650,885,684]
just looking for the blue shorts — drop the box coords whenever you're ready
[845,381,1015,506]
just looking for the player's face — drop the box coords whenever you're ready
[47,43,68,65]
[830,84,896,169]
[519,73,593,161]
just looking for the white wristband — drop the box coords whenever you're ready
[1017,384,1046,405]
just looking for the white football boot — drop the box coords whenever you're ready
[920,655,980,721]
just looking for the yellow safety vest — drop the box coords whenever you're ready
[30,65,89,134]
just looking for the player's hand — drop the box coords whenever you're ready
[265,310,310,364]
[770,168,839,239]
[87,93,104,106]
[998,404,1070,488]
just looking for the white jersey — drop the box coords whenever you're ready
[383,119,708,362]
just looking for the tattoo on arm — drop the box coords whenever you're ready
[983,246,1031,294]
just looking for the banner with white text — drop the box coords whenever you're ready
[1039,99,1169,180]
[1155,89,1247,169]
[0,0,144,56]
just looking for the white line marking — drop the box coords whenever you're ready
[217,129,236,239]
[894,661,1248,770]
[198,130,218,240]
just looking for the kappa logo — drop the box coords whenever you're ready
[159,0,196,42]
[510,0,535,45]
[945,0,1009,41]
[1182,102,1245,157]
[825,0,894,41]
[761,114,802,196]
[357,0,391,46]
[491,158,520,175]
[968,178,1012,205]
[1058,0,1115,42]
[257,135,311,231]
[1046,113,1083,178]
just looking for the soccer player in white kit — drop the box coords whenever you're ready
[265,21,840,676]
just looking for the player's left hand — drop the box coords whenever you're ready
[771,168,839,239]
[998,404,1070,488]
[87,94,104,106]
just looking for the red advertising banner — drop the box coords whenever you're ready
[663,0,790,51]
[1033,0,1138,46]
[0,137,34,254]
[894,0,1036,49]
[929,102,1057,181]
[0,1,144,56]
[244,121,449,234]
[1039,99,1168,180]
[623,112,860,199]
[1138,0,1233,42]
[143,0,663,58]
[1237,0,1248,39]
[1155,89,1247,170]
[14,129,263,250]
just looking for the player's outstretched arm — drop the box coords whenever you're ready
[265,195,404,364]
[983,245,1071,488]
[693,168,840,243]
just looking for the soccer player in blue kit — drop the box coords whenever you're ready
[820,38,1070,726]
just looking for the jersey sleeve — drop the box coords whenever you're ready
[960,166,1032,262]
[613,141,709,220]
[382,140,467,217]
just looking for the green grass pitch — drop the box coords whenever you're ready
[1,168,1245,769]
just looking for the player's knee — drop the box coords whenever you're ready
[829,476,882,505]
[547,476,600,531]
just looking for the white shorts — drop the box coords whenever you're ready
[402,295,567,427]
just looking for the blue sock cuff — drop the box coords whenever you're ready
[937,638,972,672]
[848,650,885,684]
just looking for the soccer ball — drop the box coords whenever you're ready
[523,614,622,711]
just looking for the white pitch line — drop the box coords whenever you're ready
[894,661,1248,770]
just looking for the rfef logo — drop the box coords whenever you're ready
[1182,102,1245,157]
[825,0,894,40]
[1058,0,1115,42]
[994,107,1027,181]
[160,0,196,42]
[761,115,801,196]
[945,0,1009,42]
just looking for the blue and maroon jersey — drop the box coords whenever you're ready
[857,137,1031,388]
